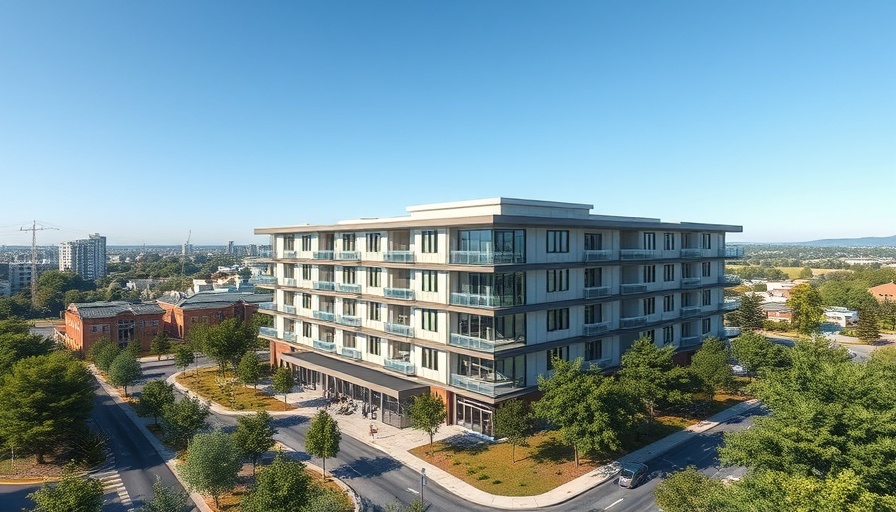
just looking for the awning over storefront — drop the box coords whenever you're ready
[280,351,430,401]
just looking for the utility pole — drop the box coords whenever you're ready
[20,221,58,306]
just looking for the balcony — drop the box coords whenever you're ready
[449,292,515,308]
[680,335,702,348]
[583,250,614,262]
[680,306,703,318]
[384,359,415,375]
[384,288,415,300]
[337,251,361,261]
[251,275,278,285]
[259,302,276,311]
[724,326,742,338]
[583,322,611,336]
[259,326,277,337]
[313,250,334,260]
[313,339,336,352]
[450,374,519,397]
[449,251,525,265]
[586,358,613,370]
[680,249,703,259]
[283,331,297,342]
[620,315,648,328]
[722,298,741,311]
[312,311,335,322]
[448,333,516,352]
[721,274,742,286]
[336,314,362,327]
[336,283,362,294]
[620,249,656,260]
[681,277,703,288]
[383,251,415,263]
[339,347,362,359]
[282,250,297,259]
[722,247,744,258]
[313,281,336,291]
[281,278,297,287]
[621,283,648,295]
[385,323,414,337]
[281,305,296,315]
[583,286,611,299]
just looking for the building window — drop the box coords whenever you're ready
[546,269,569,292]
[702,262,712,277]
[90,325,99,333]
[343,299,357,316]
[546,346,568,370]
[283,235,295,251]
[343,333,357,349]
[547,308,569,332]
[702,318,712,334]
[152,320,159,326]
[367,302,381,321]
[367,336,381,356]
[457,313,526,343]
[367,267,382,287]
[421,230,438,253]
[366,233,381,252]
[584,267,602,287]
[664,233,675,250]
[342,267,356,284]
[342,234,356,251]
[546,230,569,253]
[303,323,312,338]
[644,297,656,315]
[702,233,712,249]
[421,309,438,332]
[643,232,656,250]
[421,270,438,292]
[663,264,675,282]
[584,304,602,324]
[584,233,603,250]
[422,347,439,370]
[682,264,694,279]
[302,264,312,280]
[640,329,655,343]
[703,289,712,306]
[585,340,602,362]
[643,265,656,283]
[301,235,312,251]
[302,294,312,309]
[663,326,674,345]
[663,294,675,312]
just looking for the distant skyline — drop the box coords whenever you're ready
[1,1,893,246]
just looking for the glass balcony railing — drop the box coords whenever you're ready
[680,249,703,259]
[450,374,521,397]
[259,302,276,311]
[339,347,362,359]
[621,283,648,295]
[449,251,525,265]
[681,277,703,288]
[680,306,703,318]
[251,275,278,285]
[283,332,297,342]
[724,326,742,338]
[448,333,517,352]
[313,250,334,260]
[313,281,336,291]
[335,283,362,294]
[620,315,648,328]
[337,251,361,261]
[583,286,611,299]
[281,278,297,287]
[384,359,415,375]
[680,335,702,348]
[722,247,744,258]
[583,250,615,262]
[384,288,414,300]
[383,251,414,263]
[281,305,296,314]
[259,326,277,337]
[450,292,498,307]
[583,322,610,336]
[721,274,742,286]
[282,250,297,259]
[722,298,741,311]
[385,323,414,337]
[312,311,335,322]
[336,314,362,327]
[620,249,656,260]
[313,339,336,352]
[585,358,613,370]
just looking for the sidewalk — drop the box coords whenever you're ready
[168,369,762,509]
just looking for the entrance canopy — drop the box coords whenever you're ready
[280,352,430,401]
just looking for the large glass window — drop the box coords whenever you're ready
[456,229,525,263]
[547,230,569,253]
[456,272,526,306]
[584,233,603,250]
[457,313,526,343]
[455,354,525,387]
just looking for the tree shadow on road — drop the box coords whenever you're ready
[331,456,402,479]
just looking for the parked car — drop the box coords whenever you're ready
[618,462,649,488]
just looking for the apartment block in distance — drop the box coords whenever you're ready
[59,233,107,280]
[255,198,743,435]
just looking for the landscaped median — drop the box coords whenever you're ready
[175,367,295,412]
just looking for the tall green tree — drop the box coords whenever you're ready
[689,337,734,400]
[730,331,790,376]
[493,398,533,463]
[28,463,104,512]
[238,351,262,389]
[93,342,120,373]
[271,367,294,405]
[654,466,725,512]
[856,308,881,343]
[150,333,172,361]
[108,351,143,397]
[193,317,256,375]
[786,283,824,334]
[726,293,765,331]
[139,476,190,512]
[139,380,176,424]
[0,317,55,375]
[408,393,446,456]
[0,351,94,463]
[173,344,195,376]
[233,411,276,476]
[160,396,210,449]
[178,430,241,509]
[617,336,691,426]
[798,266,814,279]
[33,270,92,316]
[239,454,313,512]
[305,410,341,477]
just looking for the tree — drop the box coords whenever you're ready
[28,463,104,512]
[271,366,294,405]
[238,351,262,389]
[178,430,241,509]
[139,475,190,512]
[150,333,172,361]
[139,380,176,424]
[726,293,765,331]
[730,331,789,376]
[798,266,814,279]
[689,337,734,400]
[617,336,691,426]
[654,466,725,512]
[173,344,195,376]
[786,283,824,334]
[0,317,55,374]
[194,317,256,375]
[108,351,143,397]
[856,308,881,343]
[305,410,341,477]
[160,396,210,449]
[493,398,532,463]
[93,342,120,373]
[407,393,446,456]
[239,454,312,512]
[0,351,94,463]
[233,411,276,476]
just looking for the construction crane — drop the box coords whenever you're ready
[20,221,58,306]
[181,230,191,278]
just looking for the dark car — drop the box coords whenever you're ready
[618,462,649,488]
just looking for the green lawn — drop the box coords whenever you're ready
[175,367,294,412]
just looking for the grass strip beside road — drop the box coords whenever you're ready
[175,367,295,412]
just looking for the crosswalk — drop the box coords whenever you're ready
[89,448,135,511]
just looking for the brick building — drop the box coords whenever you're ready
[156,291,270,340]
[63,301,165,355]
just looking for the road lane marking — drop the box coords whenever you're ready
[605,498,624,510]
[407,488,420,495]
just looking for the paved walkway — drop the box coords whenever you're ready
[167,369,761,509]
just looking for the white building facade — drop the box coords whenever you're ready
[59,233,107,281]
[255,198,743,435]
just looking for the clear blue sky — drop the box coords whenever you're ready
[1,1,893,246]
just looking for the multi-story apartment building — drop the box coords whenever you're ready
[255,198,743,435]
[59,233,107,280]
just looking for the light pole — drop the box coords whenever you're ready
[420,467,427,507]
